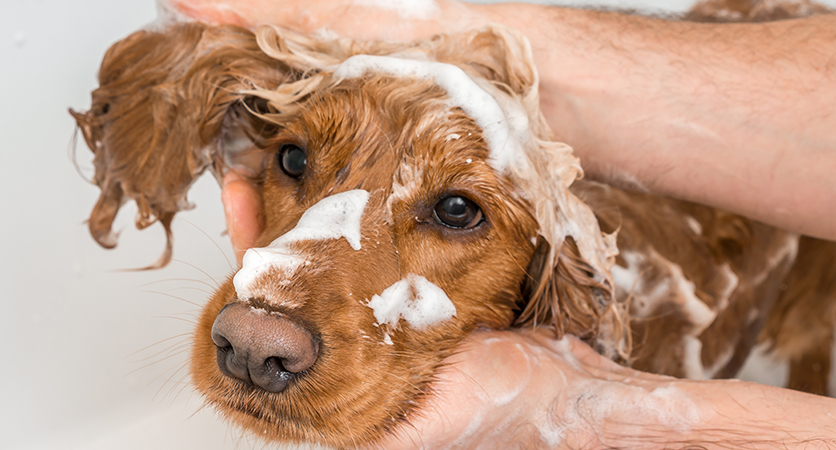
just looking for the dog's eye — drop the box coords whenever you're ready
[433,196,484,229]
[278,144,307,178]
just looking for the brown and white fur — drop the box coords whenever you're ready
[71,1,836,447]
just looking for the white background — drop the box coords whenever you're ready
[2,0,834,449]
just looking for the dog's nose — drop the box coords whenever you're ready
[211,302,318,392]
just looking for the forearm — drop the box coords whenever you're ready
[374,331,836,449]
[517,336,836,449]
[602,379,836,449]
[475,3,836,240]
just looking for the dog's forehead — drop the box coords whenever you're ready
[286,75,500,196]
[332,55,530,173]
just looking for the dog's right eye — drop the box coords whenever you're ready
[433,195,484,229]
[277,144,307,178]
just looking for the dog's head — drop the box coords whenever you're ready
[73,23,626,447]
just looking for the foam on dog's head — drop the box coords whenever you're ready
[333,55,529,173]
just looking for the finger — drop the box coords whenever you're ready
[165,0,250,27]
[222,171,264,267]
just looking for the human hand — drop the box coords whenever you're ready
[164,0,490,42]
[368,328,708,450]
[221,171,263,267]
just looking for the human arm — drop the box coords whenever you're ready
[174,0,836,240]
[375,328,836,450]
[499,5,836,242]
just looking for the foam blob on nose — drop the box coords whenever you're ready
[233,189,370,299]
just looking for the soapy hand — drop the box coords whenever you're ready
[368,329,685,450]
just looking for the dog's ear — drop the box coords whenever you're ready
[519,232,629,361]
[511,141,629,360]
[71,23,289,267]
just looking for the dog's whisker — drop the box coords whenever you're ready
[127,348,190,377]
[133,277,218,290]
[128,342,189,367]
[168,285,214,295]
[160,310,201,319]
[169,376,198,407]
[125,336,190,363]
[159,363,192,403]
[184,400,210,421]
[169,258,222,288]
[124,333,190,359]
[139,290,203,308]
[150,315,198,325]
[174,217,235,272]
[152,360,188,401]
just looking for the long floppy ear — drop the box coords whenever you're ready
[520,235,629,360]
[70,22,289,267]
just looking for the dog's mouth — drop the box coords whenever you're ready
[221,394,273,422]
[212,388,328,439]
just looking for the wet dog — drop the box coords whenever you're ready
[72,1,835,446]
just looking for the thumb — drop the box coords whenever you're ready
[222,171,264,267]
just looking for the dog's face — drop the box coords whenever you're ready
[190,76,541,445]
[72,23,624,448]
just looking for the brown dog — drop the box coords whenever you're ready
[72,1,836,447]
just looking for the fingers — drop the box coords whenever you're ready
[222,171,264,266]
[164,0,249,27]
[167,0,486,42]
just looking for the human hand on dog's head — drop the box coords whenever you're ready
[166,0,488,42]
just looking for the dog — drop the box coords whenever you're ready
[71,0,836,447]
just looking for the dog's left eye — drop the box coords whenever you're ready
[433,196,484,229]
[277,144,307,178]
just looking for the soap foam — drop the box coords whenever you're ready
[333,55,528,172]
[366,273,457,331]
[233,190,370,299]
[353,0,440,19]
